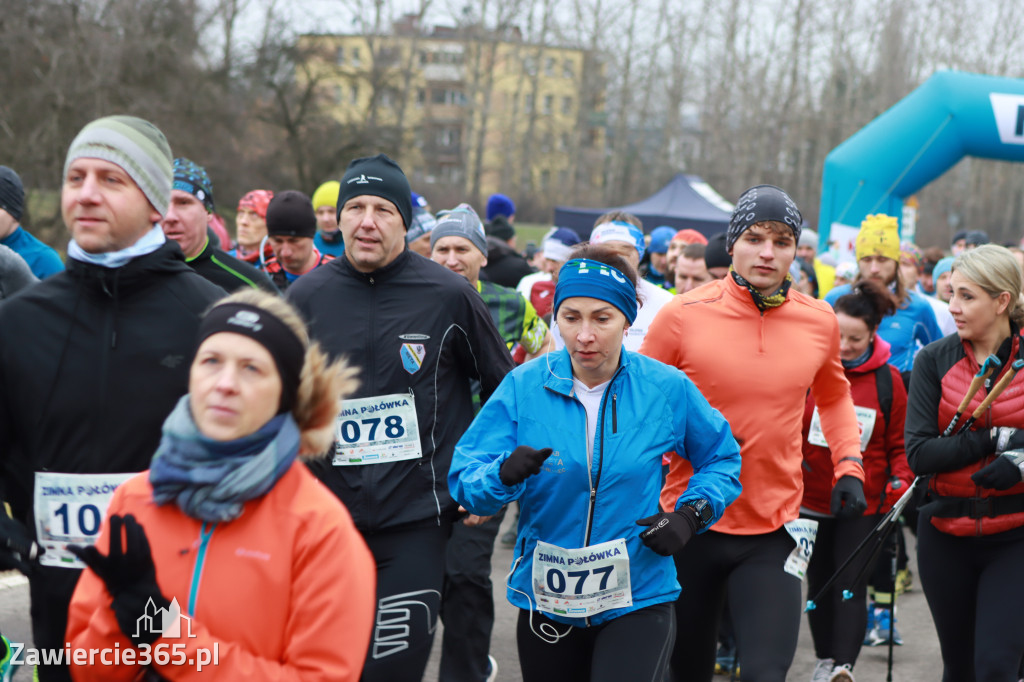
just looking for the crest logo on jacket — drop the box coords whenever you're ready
[401,343,426,374]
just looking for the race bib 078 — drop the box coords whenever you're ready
[332,392,423,466]
[33,472,136,569]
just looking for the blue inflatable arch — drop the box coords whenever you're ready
[818,70,1024,247]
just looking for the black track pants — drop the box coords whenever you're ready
[668,528,802,682]
[804,514,879,667]
[361,523,450,682]
[917,517,1024,682]
[439,507,506,682]
[516,603,675,682]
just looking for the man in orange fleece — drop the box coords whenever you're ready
[641,184,866,682]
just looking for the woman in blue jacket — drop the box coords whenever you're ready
[450,243,742,682]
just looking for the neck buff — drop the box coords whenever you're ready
[149,397,299,522]
[554,258,638,324]
[196,302,305,414]
[842,342,874,370]
[730,266,792,312]
[67,223,166,269]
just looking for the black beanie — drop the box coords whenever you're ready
[704,232,731,270]
[336,154,412,229]
[486,215,516,241]
[0,166,25,221]
[726,184,802,251]
[266,190,317,239]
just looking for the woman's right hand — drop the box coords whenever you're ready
[499,446,553,486]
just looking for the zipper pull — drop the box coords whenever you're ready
[612,394,618,433]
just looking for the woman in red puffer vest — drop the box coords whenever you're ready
[906,244,1024,681]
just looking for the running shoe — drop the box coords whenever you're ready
[895,567,913,594]
[829,663,855,681]
[485,654,498,682]
[714,642,736,676]
[865,607,903,646]
[862,603,876,646]
[1,635,13,682]
[810,658,834,682]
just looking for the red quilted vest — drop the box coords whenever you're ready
[933,337,1024,536]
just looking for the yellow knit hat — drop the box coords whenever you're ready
[855,214,900,261]
[311,180,341,210]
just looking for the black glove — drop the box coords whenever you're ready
[499,446,553,486]
[636,508,699,556]
[992,427,1024,454]
[69,514,170,646]
[830,475,867,518]
[971,453,1024,491]
[0,511,40,576]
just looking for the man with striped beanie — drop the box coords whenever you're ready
[0,116,224,681]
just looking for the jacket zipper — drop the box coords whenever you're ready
[366,275,377,532]
[188,522,217,616]
[612,395,617,433]
[582,370,623,626]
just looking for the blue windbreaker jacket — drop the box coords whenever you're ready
[450,347,742,626]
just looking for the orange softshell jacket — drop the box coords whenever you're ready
[641,276,864,534]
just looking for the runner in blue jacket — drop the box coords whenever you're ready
[450,243,742,682]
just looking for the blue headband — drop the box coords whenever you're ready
[554,259,638,324]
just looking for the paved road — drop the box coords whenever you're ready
[422,518,943,681]
[2,520,944,681]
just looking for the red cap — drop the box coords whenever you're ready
[672,229,708,245]
[238,190,274,219]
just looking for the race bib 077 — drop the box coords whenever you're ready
[332,392,423,466]
[33,471,136,569]
[532,538,632,618]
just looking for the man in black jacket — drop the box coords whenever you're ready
[288,154,514,682]
[0,116,224,682]
[162,157,277,293]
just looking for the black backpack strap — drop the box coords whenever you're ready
[874,364,893,428]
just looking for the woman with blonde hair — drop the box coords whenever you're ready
[906,244,1024,680]
[66,289,376,680]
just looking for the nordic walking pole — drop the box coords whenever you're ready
[956,358,1024,434]
[942,354,1000,436]
[804,478,919,612]
[886,525,899,682]
[834,479,918,602]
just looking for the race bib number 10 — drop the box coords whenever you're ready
[33,472,136,569]
[532,538,632,618]
[333,392,423,466]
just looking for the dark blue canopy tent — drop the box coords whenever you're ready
[554,174,733,240]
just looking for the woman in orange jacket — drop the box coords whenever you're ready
[66,290,376,681]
